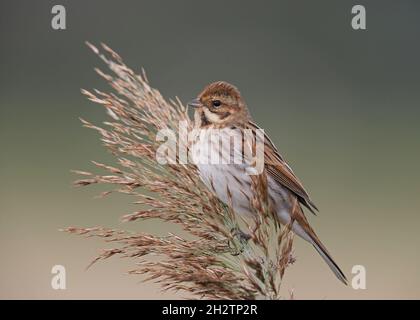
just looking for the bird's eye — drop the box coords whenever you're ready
[212,100,221,107]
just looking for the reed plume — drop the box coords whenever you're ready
[64,42,295,299]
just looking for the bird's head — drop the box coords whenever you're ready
[188,81,250,128]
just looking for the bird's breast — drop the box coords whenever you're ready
[191,128,254,216]
[191,128,291,218]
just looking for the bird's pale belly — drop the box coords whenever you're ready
[197,162,312,242]
[198,163,255,216]
[191,129,310,241]
[197,163,289,218]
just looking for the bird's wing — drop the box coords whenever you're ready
[246,121,347,284]
[247,121,318,214]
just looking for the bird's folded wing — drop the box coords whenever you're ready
[247,121,319,214]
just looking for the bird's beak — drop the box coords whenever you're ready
[188,98,202,108]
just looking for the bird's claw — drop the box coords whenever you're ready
[227,227,250,255]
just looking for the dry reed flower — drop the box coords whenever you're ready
[64,42,295,300]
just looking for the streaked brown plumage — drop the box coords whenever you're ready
[189,81,347,284]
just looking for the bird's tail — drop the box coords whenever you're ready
[310,235,348,285]
[281,205,348,285]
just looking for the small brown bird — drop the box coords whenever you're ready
[188,81,347,284]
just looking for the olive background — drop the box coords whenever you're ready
[1,0,419,299]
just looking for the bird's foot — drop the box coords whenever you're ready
[231,227,251,242]
[228,227,251,256]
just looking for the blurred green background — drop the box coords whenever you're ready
[1,0,419,299]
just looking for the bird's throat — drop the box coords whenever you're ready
[200,111,210,127]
